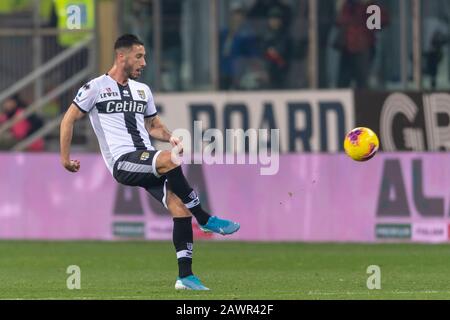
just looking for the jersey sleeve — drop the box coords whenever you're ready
[144,87,158,118]
[73,80,98,113]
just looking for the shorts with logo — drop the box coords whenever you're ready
[113,149,169,208]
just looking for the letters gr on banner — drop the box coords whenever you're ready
[153,91,354,153]
[355,91,450,151]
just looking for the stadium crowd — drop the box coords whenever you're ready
[1,0,450,151]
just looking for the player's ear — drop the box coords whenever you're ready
[115,48,127,61]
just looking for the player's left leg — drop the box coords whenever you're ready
[155,150,240,235]
[164,190,209,290]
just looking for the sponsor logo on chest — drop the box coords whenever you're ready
[106,100,146,113]
[100,87,119,99]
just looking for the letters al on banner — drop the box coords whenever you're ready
[354,91,450,151]
[154,91,354,153]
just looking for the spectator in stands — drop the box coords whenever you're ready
[423,16,450,89]
[51,0,94,111]
[0,95,44,151]
[261,7,292,89]
[161,0,183,91]
[318,0,336,88]
[247,0,292,33]
[124,0,153,86]
[425,30,449,89]
[219,3,259,90]
[335,0,388,88]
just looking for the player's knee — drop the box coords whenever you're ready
[156,150,179,174]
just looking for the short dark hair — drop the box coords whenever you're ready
[114,34,144,50]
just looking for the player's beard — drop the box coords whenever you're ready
[124,63,139,80]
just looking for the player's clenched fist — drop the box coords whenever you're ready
[62,159,80,172]
[169,136,183,155]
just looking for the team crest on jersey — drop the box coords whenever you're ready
[140,151,150,161]
[137,90,146,100]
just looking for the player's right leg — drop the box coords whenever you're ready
[154,150,240,236]
[164,191,209,291]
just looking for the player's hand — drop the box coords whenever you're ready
[169,136,183,155]
[62,159,81,172]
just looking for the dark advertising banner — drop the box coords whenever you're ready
[355,91,450,151]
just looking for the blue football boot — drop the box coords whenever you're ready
[175,275,210,290]
[199,216,240,235]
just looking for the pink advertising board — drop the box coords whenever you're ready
[0,152,449,242]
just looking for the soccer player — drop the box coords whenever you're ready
[60,34,240,291]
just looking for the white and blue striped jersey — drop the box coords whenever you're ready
[73,74,158,174]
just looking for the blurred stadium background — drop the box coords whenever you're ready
[1,0,450,299]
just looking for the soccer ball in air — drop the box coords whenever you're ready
[343,127,379,161]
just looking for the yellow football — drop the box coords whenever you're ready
[344,127,379,161]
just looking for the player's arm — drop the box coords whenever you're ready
[60,104,85,172]
[145,115,183,152]
[145,115,171,141]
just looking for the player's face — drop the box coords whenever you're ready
[123,45,146,80]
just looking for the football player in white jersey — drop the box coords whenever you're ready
[60,34,240,291]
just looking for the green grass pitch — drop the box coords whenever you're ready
[1,241,450,300]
